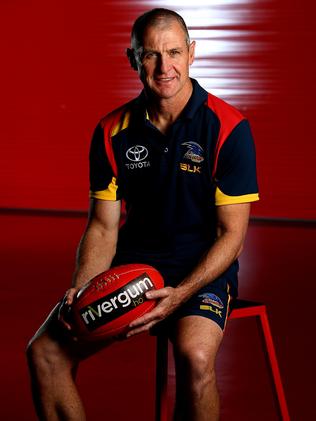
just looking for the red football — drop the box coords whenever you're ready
[70,263,164,342]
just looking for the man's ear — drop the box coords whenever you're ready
[126,48,138,71]
[189,41,196,66]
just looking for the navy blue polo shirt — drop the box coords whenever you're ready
[89,79,259,294]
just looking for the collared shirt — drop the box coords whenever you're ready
[89,79,259,292]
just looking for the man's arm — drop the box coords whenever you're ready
[174,202,250,299]
[128,202,250,336]
[61,198,121,322]
[72,198,121,290]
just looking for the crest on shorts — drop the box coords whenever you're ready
[198,293,224,309]
[181,141,204,163]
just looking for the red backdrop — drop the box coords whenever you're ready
[1,0,315,219]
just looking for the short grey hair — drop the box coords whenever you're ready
[131,8,190,50]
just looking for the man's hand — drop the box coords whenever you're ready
[58,287,80,331]
[127,286,183,337]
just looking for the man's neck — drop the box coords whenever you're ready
[146,80,193,134]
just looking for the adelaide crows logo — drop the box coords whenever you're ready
[198,293,224,309]
[181,141,204,163]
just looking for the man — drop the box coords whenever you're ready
[27,8,259,421]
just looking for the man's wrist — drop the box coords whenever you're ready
[175,281,196,305]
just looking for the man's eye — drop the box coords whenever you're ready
[144,52,156,60]
[170,50,180,56]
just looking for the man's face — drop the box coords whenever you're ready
[134,20,195,100]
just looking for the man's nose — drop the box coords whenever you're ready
[157,53,172,74]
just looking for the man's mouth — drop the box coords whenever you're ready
[155,77,175,82]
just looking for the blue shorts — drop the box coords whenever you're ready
[151,277,233,335]
[112,253,236,332]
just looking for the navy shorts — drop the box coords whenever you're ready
[176,281,232,330]
[112,252,236,332]
[151,277,233,335]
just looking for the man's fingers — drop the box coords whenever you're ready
[62,320,72,331]
[58,288,79,330]
[129,287,175,329]
[127,321,156,338]
[66,288,78,305]
[125,286,179,338]
[58,304,72,330]
[129,307,162,328]
[146,287,171,300]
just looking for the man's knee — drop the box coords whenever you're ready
[176,345,216,382]
[26,335,54,370]
[26,333,73,376]
[172,316,223,385]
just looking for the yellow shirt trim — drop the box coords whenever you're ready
[89,177,118,201]
[215,187,259,206]
[111,111,131,137]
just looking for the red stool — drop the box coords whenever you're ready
[155,299,290,421]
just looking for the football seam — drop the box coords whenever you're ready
[75,266,162,305]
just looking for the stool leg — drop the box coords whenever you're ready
[155,335,169,421]
[258,310,290,421]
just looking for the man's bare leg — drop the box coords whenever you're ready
[27,333,85,421]
[170,315,223,421]
[26,304,109,421]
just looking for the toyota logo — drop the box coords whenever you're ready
[126,145,148,162]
